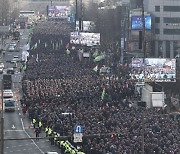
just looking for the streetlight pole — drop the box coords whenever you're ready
[0,79,4,154]
[75,0,78,30]
[141,113,145,154]
[142,0,146,59]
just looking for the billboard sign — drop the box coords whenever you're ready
[131,16,152,30]
[48,6,71,19]
[76,21,95,32]
[70,32,100,46]
[130,58,176,82]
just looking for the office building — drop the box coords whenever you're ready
[144,0,180,58]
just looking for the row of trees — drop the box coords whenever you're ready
[0,0,19,26]
[81,1,128,53]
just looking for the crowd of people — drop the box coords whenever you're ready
[21,20,180,154]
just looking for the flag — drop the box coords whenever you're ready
[66,49,70,55]
[101,88,106,100]
[93,65,98,72]
[30,42,37,50]
[45,42,47,48]
[56,43,58,50]
[36,54,39,62]
[66,43,69,49]
[93,50,99,58]
[34,43,37,49]
[94,54,105,62]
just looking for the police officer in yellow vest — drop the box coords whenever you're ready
[32,118,36,128]
[45,127,48,137]
[71,149,76,154]
[48,128,52,144]
[53,132,58,145]
[38,121,42,133]
[60,140,65,153]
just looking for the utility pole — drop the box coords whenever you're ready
[142,0,146,58]
[81,0,83,31]
[142,113,145,154]
[75,0,78,30]
[0,79,4,154]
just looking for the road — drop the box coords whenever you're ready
[3,28,61,154]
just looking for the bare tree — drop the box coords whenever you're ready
[0,0,10,25]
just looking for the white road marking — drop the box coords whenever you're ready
[20,118,25,131]
[5,130,24,132]
[20,118,44,154]
[12,125,15,129]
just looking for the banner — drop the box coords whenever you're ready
[70,32,100,46]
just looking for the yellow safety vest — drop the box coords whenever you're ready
[54,134,58,141]
[39,122,42,128]
[71,149,76,154]
[45,127,48,133]
[32,119,36,124]
[48,128,52,135]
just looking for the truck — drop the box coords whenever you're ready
[20,22,26,29]
[3,74,12,90]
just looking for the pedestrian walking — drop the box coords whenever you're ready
[35,127,40,140]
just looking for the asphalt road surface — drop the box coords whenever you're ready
[3,28,62,154]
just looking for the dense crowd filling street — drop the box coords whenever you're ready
[21,21,180,154]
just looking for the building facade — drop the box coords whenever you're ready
[144,0,180,58]
[128,8,153,57]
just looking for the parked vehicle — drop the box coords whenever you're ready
[4,100,15,112]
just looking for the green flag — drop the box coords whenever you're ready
[93,50,99,58]
[34,43,37,49]
[30,42,37,50]
[93,65,98,72]
[94,54,105,62]
[101,88,106,100]
[45,42,47,48]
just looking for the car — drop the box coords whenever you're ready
[0,68,3,74]
[4,100,15,112]
[45,152,58,154]
[3,89,13,98]
[10,41,17,47]
[11,56,20,63]
[0,62,4,69]
[8,45,15,52]
[7,68,15,74]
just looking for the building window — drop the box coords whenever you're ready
[155,17,160,23]
[155,6,160,12]
[164,17,180,23]
[164,29,180,35]
[155,29,160,34]
[164,6,180,12]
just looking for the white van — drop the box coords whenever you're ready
[3,90,15,112]
[3,89,13,98]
